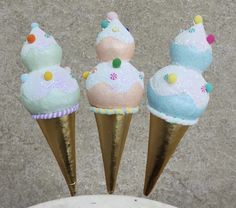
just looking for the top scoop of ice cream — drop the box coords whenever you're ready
[20,24,80,117]
[21,23,62,72]
[147,16,215,125]
[170,16,215,72]
[96,12,135,61]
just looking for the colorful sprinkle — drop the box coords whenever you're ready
[20,74,28,83]
[126,27,129,31]
[139,74,144,80]
[31,22,39,28]
[110,72,118,80]
[201,86,206,93]
[27,34,36,43]
[82,71,90,79]
[101,19,109,29]
[112,58,121,68]
[205,83,213,93]
[165,73,177,84]
[189,27,195,33]
[44,33,50,38]
[44,71,53,81]
[207,34,215,44]
[107,11,118,20]
[194,15,203,24]
[112,27,119,32]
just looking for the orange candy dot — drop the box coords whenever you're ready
[27,34,36,43]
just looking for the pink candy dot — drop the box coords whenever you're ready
[107,11,118,20]
[207,34,215,44]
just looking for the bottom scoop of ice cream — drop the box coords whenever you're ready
[21,66,80,116]
[85,59,144,112]
[147,65,212,125]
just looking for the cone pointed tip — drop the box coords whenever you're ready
[143,189,151,196]
[143,180,154,196]
[69,183,77,196]
[70,191,76,196]
[107,188,115,194]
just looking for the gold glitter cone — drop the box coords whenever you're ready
[143,113,189,196]
[95,113,132,194]
[37,112,77,196]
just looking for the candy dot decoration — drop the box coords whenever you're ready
[205,83,213,93]
[112,58,122,68]
[27,34,36,43]
[194,15,203,24]
[166,73,177,84]
[107,11,118,20]
[82,71,90,79]
[44,71,53,81]
[101,19,109,29]
[207,34,215,44]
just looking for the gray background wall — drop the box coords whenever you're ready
[0,0,235,207]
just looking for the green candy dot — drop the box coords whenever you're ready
[205,83,213,93]
[112,58,122,68]
[100,19,109,29]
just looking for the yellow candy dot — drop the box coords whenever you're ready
[82,71,90,79]
[194,15,203,24]
[167,73,177,84]
[44,71,53,81]
[112,27,119,32]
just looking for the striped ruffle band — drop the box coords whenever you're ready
[32,104,79,120]
[90,106,139,115]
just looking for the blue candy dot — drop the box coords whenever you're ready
[126,27,129,31]
[20,74,28,83]
[100,19,109,29]
[31,22,39,29]
[205,83,213,93]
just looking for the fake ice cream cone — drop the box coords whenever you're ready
[83,12,144,193]
[20,23,80,195]
[37,112,77,196]
[143,114,188,195]
[144,15,215,195]
[95,113,132,193]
